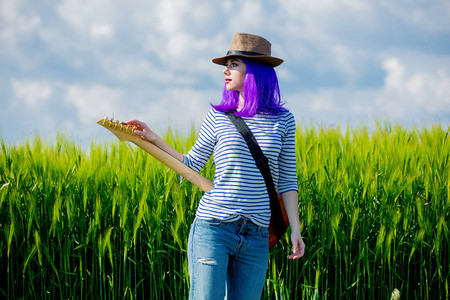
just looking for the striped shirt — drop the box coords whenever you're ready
[183,108,298,227]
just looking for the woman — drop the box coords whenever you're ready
[127,33,305,299]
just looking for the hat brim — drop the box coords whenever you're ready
[212,54,283,67]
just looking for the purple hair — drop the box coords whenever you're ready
[212,58,287,117]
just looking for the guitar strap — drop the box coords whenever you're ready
[226,113,287,239]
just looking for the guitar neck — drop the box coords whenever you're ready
[97,118,214,193]
[131,137,214,193]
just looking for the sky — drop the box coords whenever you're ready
[1,0,449,148]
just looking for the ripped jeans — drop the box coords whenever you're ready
[188,216,269,300]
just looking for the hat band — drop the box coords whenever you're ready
[226,50,265,56]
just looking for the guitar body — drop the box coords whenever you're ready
[97,117,288,249]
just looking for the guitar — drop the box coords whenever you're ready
[97,117,288,249]
[97,117,213,192]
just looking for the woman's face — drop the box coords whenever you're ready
[223,58,247,94]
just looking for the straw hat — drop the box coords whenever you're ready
[212,33,283,67]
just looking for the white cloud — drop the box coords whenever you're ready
[12,79,53,107]
[134,88,216,131]
[275,0,374,42]
[155,0,189,35]
[231,1,267,31]
[100,58,155,82]
[0,0,41,53]
[90,23,114,39]
[65,84,125,125]
[305,91,335,113]
[379,0,450,33]
[140,1,221,69]
[382,58,406,91]
[288,56,450,124]
[320,45,373,81]
[377,57,450,117]
[56,0,118,37]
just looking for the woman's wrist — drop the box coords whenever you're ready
[145,132,158,143]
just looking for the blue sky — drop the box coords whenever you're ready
[1,0,449,147]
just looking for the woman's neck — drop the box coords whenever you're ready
[237,94,245,110]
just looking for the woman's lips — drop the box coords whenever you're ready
[225,78,231,84]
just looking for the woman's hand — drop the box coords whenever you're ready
[126,119,158,142]
[280,190,306,260]
[287,231,305,260]
[126,119,185,162]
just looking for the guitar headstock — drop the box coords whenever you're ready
[97,116,138,142]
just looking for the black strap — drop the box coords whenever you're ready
[226,113,286,237]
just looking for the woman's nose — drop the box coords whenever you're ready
[223,67,230,75]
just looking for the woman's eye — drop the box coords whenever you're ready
[226,61,239,68]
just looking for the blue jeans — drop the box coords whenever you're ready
[188,216,269,300]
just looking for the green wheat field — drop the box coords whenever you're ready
[1,122,449,299]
